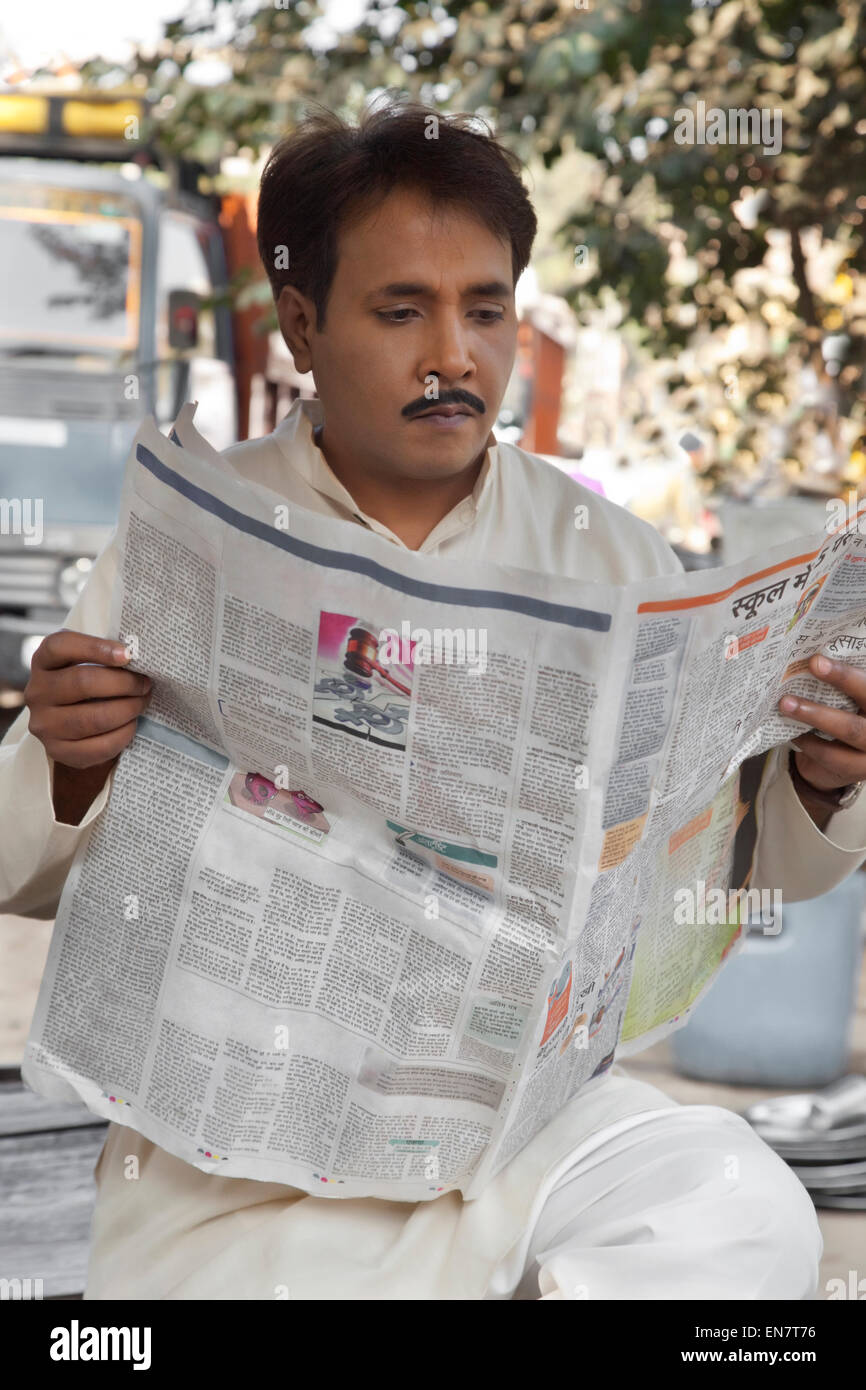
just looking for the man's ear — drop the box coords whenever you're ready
[276,285,317,373]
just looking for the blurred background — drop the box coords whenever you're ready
[1,0,865,1296]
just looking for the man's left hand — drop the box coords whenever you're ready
[778,653,866,794]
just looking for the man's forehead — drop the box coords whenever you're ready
[359,276,513,306]
[334,191,513,293]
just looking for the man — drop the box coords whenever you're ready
[3,99,866,1301]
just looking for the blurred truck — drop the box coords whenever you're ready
[0,89,260,689]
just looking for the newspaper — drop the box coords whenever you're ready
[21,411,866,1201]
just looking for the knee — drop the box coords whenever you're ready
[680,1109,823,1299]
[527,1104,823,1300]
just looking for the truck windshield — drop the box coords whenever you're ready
[0,183,141,356]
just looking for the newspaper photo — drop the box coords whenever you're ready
[21,411,866,1201]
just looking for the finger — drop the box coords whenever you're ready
[792,732,866,786]
[808,653,866,707]
[48,720,140,770]
[37,695,151,744]
[32,631,132,673]
[38,664,152,707]
[778,692,866,751]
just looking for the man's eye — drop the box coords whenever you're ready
[375,308,505,321]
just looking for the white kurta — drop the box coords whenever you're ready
[0,400,857,1298]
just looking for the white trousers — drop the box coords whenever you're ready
[490,1105,823,1300]
[83,1072,822,1300]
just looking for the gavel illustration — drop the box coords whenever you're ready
[344,625,412,697]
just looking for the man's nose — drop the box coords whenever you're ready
[420,313,475,385]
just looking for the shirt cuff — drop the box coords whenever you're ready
[749,743,866,903]
[783,741,866,854]
[0,727,116,918]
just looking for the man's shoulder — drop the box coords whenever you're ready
[501,442,685,580]
[503,441,648,530]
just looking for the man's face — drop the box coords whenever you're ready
[278,186,518,482]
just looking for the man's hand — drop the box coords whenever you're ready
[778,653,866,827]
[24,631,153,825]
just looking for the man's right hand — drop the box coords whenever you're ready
[24,631,153,824]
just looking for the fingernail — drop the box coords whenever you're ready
[814,655,832,675]
[780,695,798,712]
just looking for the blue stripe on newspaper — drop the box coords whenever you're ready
[136,714,229,769]
[136,442,611,632]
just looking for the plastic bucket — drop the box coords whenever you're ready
[670,870,866,1087]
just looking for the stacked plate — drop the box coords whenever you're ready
[742,1075,866,1210]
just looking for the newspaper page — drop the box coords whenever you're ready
[21,415,866,1200]
[614,520,866,1051]
[484,505,866,1179]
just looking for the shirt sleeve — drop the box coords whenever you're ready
[751,741,866,902]
[0,531,120,919]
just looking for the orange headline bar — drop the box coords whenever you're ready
[637,504,866,615]
[637,549,818,614]
[669,806,713,854]
[730,625,768,654]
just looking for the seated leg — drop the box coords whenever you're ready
[509,1105,822,1300]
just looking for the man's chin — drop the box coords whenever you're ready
[400,426,492,473]
[399,455,489,483]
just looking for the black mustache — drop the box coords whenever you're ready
[402,389,485,419]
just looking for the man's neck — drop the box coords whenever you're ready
[312,423,489,551]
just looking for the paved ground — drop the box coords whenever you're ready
[2,907,863,1297]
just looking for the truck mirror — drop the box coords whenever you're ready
[168,289,200,350]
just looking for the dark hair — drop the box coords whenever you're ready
[256,95,537,327]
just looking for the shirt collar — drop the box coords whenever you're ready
[270,397,498,548]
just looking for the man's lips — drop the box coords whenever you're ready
[412,404,476,419]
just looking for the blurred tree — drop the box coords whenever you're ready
[87,0,866,489]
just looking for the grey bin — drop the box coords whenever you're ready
[670,870,866,1088]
